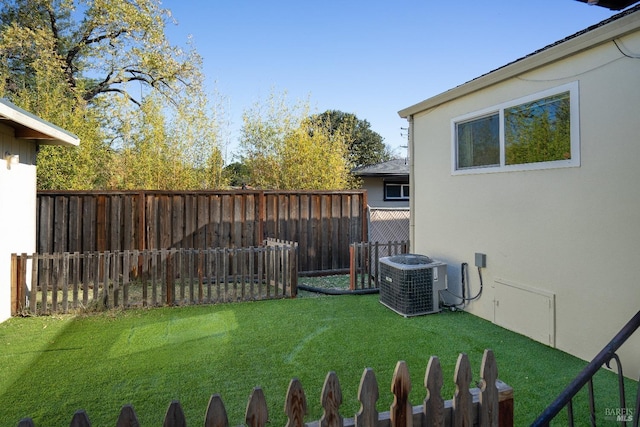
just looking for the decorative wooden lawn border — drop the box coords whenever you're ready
[16,349,513,427]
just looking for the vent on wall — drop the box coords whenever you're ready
[379,254,447,317]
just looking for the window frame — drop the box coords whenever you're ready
[451,82,580,175]
[384,181,410,201]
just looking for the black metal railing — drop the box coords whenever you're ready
[531,310,640,426]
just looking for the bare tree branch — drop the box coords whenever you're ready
[95,87,141,107]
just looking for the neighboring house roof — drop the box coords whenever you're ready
[352,158,409,177]
[576,0,639,10]
[399,4,640,118]
[0,98,80,147]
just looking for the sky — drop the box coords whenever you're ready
[160,0,623,163]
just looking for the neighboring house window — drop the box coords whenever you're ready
[452,82,579,174]
[385,182,409,200]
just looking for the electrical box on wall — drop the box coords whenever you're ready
[475,253,486,268]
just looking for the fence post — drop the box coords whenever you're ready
[51,253,60,312]
[71,252,80,310]
[30,253,38,315]
[498,387,514,427]
[198,249,205,303]
[290,242,298,297]
[349,244,356,291]
[372,242,378,288]
[61,252,69,313]
[10,254,18,315]
[166,249,174,305]
[358,242,369,289]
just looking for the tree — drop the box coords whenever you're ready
[1,0,198,106]
[239,91,351,190]
[309,110,392,167]
[223,162,251,188]
[280,118,350,190]
[0,0,225,189]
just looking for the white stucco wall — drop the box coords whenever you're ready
[409,31,640,378]
[0,124,37,322]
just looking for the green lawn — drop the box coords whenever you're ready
[0,292,635,426]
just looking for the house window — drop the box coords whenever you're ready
[452,82,579,174]
[385,182,409,200]
[456,113,499,169]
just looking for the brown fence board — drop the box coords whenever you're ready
[82,196,96,252]
[96,195,107,252]
[209,195,221,248]
[110,195,121,251]
[197,195,209,249]
[234,194,244,247]
[298,194,309,269]
[54,196,67,253]
[36,191,366,274]
[311,194,321,272]
[159,195,171,249]
[69,196,82,252]
[184,195,196,249]
[123,195,135,250]
[221,195,232,248]
[146,194,157,250]
[331,194,340,271]
[172,195,183,248]
[245,194,256,247]
[38,196,52,253]
[320,195,329,271]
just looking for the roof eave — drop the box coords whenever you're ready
[354,173,409,178]
[0,100,80,147]
[398,9,640,118]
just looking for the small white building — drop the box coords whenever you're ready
[399,6,640,377]
[352,159,410,243]
[352,158,410,209]
[0,99,79,322]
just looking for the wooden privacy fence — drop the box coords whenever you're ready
[17,349,513,427]
[36,190,367,274]
[350,241,410,290]
[11,239,297,316]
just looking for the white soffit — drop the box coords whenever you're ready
[0,99,80,147]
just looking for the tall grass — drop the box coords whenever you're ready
[0,294,635,426]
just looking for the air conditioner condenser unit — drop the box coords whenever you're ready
[379,254,447,317]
